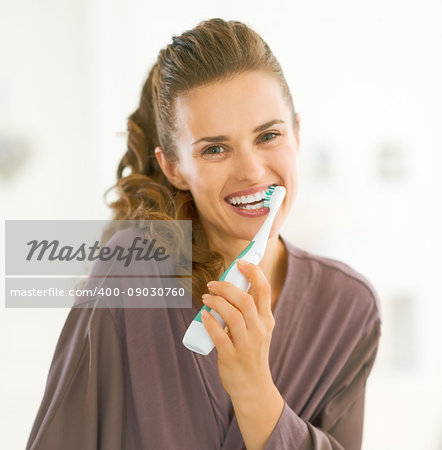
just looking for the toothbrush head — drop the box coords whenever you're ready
[263,185,286,210]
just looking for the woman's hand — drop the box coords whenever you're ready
[201,258,285,449]
[201,258,276,401]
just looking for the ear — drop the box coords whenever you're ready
[154,146,190,190]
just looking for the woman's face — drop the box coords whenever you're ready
[156,70,300,246]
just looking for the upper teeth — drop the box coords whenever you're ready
[227,187,274,205]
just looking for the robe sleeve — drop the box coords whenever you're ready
[25,298,129,450]
[264,319,382,450]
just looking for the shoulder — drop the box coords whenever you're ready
[67,298,120,342]
[73,225,179,308]
[281,235,382,330]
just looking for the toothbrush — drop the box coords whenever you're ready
[182,184,286,355]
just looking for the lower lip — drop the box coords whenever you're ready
[224,200,270,217]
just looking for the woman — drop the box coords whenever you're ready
[26,18,382,450]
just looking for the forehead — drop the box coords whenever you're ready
[174,71,289,142]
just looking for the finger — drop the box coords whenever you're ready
[202,293,248,346]
[206,280,260,331]
[201,308,234,354]
[235,259,272,317]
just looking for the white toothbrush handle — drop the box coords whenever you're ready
[223,262,252,291]
[209,262,253,327]
[182,185,285,355]
[182,262,252,355]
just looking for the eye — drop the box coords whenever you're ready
[202,145,225,157]
[259,132,279,143]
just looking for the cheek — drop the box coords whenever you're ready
[179,160,207,191]
[273,146,298,202]
[269,146,296,177]
[187,166,221,204]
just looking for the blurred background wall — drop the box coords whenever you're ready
[1,0,441,448]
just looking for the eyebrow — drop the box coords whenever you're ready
[191,119,286,146]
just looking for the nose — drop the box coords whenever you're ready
[231,148,266,182]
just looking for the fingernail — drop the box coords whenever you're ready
[236,259,249,266]
[202,294,210,302]
[202,310,208,319]
[207,281,215,289]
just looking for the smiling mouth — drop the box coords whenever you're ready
[225,184,279,209]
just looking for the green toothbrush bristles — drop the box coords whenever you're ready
[263,185,276,208]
